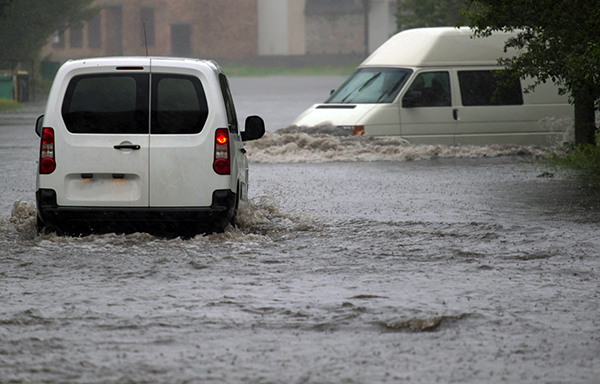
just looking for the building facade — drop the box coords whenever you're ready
[41,0,398,63]
[41,0,259,62]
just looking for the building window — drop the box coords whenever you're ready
[51,31,65,48]
[140,6,155,47]
[70,23,83,48]
[171,24,191,56]
[88,13,101,48]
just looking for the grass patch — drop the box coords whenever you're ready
[221,64,357,77]
[542,144,600,187]
[0,98,22,111]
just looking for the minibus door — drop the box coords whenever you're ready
[399,71,456,145]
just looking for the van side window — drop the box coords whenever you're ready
[458,70,523,106]
[62,74,149,134]
[219,73,238,134]
[403,72,451,107]
[151,74,209,134]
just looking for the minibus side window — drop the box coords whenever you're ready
[402,72,451,108]
[458,70,523,106]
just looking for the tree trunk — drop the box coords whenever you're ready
[574,88,597,145]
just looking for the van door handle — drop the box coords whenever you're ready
[452,109,459,121]
[114,144,141,150]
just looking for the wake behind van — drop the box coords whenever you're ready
[35,57,265,236]
[292,27,573,146]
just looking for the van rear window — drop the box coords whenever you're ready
[151,74,208,134]
[62,74,149,134]
[62,73,209,135]
[458,70,523,106]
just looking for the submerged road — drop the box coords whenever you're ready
[0,76,599,383]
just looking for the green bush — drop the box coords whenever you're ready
[0,98,22,111]
[544,144,600,187]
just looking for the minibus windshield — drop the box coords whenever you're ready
[326,68,411,104]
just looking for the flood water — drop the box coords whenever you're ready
[1,76,599,383]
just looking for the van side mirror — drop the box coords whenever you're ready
[241,115,265,142]
[35,115,44,137]
[402,91,422,108]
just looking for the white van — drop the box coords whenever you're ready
[35,57,265,236]
[292,27,573,146]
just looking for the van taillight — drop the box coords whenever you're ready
[39,127,56,174]
[213,128,230,175]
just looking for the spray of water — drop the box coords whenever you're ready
[245,122,572,163]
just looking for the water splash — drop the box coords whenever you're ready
[378,313,470,332]
[245,125,562,164]
[1,195,320,244]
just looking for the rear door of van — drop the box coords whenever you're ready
[56,65,151,207]
[148,59,215,207]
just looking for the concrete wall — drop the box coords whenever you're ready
[368,0,397,53]
[258,0,306,56]
[287,0,306,55]
[305,11,364,55]
[258,0,288,55]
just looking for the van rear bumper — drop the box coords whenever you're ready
[36,189,237,236]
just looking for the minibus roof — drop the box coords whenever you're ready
[360,27,518,68]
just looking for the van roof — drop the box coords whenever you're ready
[61,56,221,73]
[361,27,518,68]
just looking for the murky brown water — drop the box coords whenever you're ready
[1,77,599,383]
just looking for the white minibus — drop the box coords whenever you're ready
[292,27,573,146]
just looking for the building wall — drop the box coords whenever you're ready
[258,0,289,55]
[258,0,306,56]
[304,0,397,56]
[195,0,258,58]
[41,0,258,62]
[40,0,396,63]
[305,12,364,55]
[287,0,306,55]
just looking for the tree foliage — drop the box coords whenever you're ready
[0,0,98,67]
[466,0,600,145]
[0,0,14,18]
[397,0,468,30]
